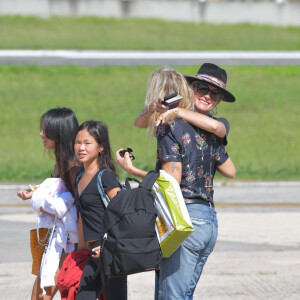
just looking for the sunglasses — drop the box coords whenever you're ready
[192,82,224,102]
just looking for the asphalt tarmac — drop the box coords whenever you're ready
[0,182,300,299]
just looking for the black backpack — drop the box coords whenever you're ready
[99,171,162,277]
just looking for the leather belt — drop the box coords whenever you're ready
[185,198,214,207]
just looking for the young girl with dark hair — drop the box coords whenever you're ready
[74,120,127,300]
[17,107,81,300]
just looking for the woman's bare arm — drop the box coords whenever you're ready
[217,157,236,178]
[134,98,168,128]
[106,187,121,200]
[116,149,148,179]
[158,107,227,139]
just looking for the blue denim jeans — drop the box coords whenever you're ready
[157,203,218,300]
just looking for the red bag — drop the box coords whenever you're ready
[58,249,105,300]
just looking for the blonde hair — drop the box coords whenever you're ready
[145,67,194,135]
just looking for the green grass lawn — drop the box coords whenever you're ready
[0,16,299,50]
[1,65,299,182]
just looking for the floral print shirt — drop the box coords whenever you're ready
[156,118,229,203]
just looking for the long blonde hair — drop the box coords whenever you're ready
[145,67,194,135]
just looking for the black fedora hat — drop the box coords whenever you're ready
[185,63,236,102]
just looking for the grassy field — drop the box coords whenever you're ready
[0,16,299,181]
[0,16,299,50]
[1,65,299,182]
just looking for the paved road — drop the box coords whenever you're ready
[0,182,299,299]
[0,50,299,66]
[2,181,300,213]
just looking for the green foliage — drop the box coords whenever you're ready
[0,16,299,181]
[0,16,299,50]
[1,65,299,182]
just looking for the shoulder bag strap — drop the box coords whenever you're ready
[75,169,84,186]
[140,171,159,191]
[124,177,141,190]
[97,170,126,208]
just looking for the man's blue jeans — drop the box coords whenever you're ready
[157,203,218,300]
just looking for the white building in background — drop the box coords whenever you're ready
[0,0,299,26]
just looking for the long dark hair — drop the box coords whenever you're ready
[74,120,117,177]
[40,107,79,188]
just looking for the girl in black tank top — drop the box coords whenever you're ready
[74,120,127,300]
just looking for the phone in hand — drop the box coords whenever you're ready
[161,92,183,109]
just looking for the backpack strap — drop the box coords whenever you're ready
[97,169,125,208]
[75,169,84,187]
[140,171,159,191]
[124,177,141,190]
[75,169,86,214]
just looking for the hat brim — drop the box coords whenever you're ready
[185,75,236,103]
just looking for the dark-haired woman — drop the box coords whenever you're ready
[74,121,127,300]
[17,107,81,300]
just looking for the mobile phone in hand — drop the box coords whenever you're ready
[162,92,183,109]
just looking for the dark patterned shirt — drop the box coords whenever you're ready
[156,118,229,203]
[213,116,229,145]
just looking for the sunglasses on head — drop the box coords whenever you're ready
[192,81,224,102]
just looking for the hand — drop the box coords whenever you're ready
[155,108,179,128]
[116,149,134,174]
[148,97,168,114]
[91,246,101,258]
[17,189,33,200]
